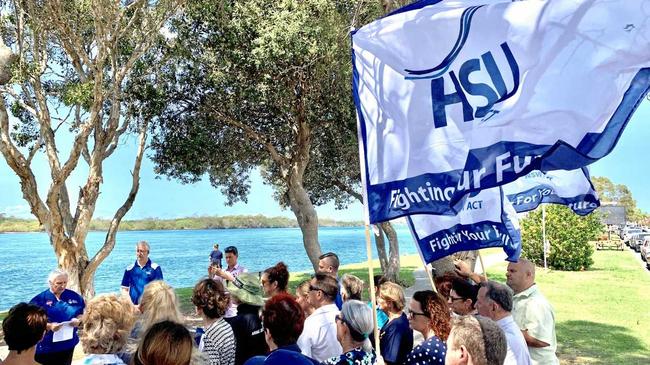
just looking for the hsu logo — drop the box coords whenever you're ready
[403,6,520,128]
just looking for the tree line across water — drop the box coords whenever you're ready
[0,214,363,233]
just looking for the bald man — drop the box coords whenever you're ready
[506,259,559,365]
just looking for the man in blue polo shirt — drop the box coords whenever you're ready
[121,240,163,305]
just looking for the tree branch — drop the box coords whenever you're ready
[0,98,50,228]
[83,119,148,284]
[209,106,289,166]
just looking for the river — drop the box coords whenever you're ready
[0,226,415,310]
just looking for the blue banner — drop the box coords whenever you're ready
[504,168,600,215]
[407,188,521,264]
[352,0,650,223]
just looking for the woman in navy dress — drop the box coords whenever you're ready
[403,291,451,365]
[30,269,85,365]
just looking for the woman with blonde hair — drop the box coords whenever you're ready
[73,294,135,365]
[137,280,184,336]
[295,280,314,316]
[376,282,413,365]
[132,321,193,365]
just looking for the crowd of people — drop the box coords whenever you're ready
[0,241,559,365]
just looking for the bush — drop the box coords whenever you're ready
[521,205,603,271]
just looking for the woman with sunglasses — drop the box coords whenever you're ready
[322,300,375,365]
[403,291,451,365]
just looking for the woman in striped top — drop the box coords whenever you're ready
[192,278,236,365]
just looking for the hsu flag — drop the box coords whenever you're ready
[407,187,521,264]
[505,168,600,215]
[352,0,650,224]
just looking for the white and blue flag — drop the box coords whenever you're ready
[353,0,650,223]
[407,187,521,264]
[505,168,599,215]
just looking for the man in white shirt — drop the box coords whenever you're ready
[297,272,342,362]
[476,280,532,365]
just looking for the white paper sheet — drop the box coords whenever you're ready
[52,321,74,342]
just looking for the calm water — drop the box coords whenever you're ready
[0,226,415,310]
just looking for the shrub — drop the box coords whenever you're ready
[521,205,603,271]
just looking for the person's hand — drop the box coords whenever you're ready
[375,354,385,365]
[50,322,63,332]
[70,318,81,327]
[454,259,472,278]
[213,267,225,278]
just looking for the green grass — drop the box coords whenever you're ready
[486,250,650,365]
[176,254,423,314]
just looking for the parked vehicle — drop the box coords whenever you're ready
[640,238,650,265]
[623,228,643,246]
[631,233,650,252]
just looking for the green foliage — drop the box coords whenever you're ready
[592,176,645,221]
[521,205,604,271]
[61,81,93,109]
[145,0,382,208]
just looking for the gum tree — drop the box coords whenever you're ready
[0,0,185,297]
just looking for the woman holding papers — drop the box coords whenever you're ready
[29,269,85,365]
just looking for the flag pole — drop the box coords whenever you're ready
[364,224,381,354]
[542,204,548,270]
[477,250,488,282]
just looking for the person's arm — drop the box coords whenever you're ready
[521,329,550,348]
[121,269,134,305]
[47,322,62,332]
[454,259,486,283]
[214,268,236,282]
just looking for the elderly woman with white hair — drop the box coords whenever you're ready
[322,300,376,365]
[29,268,85,365]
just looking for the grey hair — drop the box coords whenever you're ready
[481,281,513,312]
[340,300,373,353]
[47,269,68,284]
[137,240,150,251]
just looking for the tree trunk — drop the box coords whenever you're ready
[373,224,389,272]
[430,251,479,279]
[381,221,400,282]
[287,175,322,271]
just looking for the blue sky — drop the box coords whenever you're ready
[0,102,648,222]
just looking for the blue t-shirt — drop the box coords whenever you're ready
[30,288,85,354]
[403,335,446,365]
[366,302,389,330]
[120,259,163,304]
[379,313,413,364]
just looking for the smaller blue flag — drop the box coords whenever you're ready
[407,187,521,264]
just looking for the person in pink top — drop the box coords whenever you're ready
[209,245,248,318]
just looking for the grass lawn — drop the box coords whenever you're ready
[176,254,424,313]
[486,249,650,365]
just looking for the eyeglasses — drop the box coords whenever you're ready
[406,309,428,318]
[448,296,465,302]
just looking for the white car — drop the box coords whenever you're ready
[631,233,650,252]
[624,229,643,246]
[640,238,650,267]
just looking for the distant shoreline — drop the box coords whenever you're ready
[0,214,365,233]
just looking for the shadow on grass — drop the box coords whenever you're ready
[557,320,650,365]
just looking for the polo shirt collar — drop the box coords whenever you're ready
[313,303,338,315]
[514,283,538,299]
[135,258,152,269]
[227,263,241,272]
